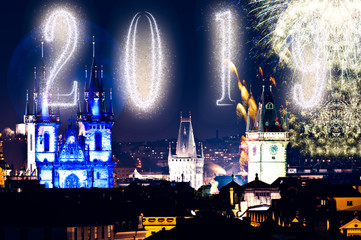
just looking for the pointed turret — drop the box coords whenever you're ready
[168,142,172,157]
[109,88,113,115]
[25,89,30,116]
[77,88,82,115]
[176,112,197,158]
[89,36,100,93]
[33,67,38,115]
[246,107,251,132]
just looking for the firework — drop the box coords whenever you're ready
[251,0,361,108]
[246,0,361,157]
[125,12,164,112]
[43,8,79,107]
[215,10,236,106]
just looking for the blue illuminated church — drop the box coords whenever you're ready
[24,39,114,188]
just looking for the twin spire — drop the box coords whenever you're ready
[26,36,114,119]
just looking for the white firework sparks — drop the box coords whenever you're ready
[251,0,361,108]
[43,8,79,107]
[125,12,164,112]
[215,10,236,106]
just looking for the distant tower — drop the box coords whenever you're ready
[168,112,204,190]
[245,85,289,184]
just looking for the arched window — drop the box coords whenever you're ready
[95,132,102,151]
[44,132,50,152]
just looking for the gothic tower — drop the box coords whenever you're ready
[168,112,204,190]
[24,37,114,188]
[76,37,115,188]
[24,40,61,186]
[246,85,289,184]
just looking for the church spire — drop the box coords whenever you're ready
[168,142,172,157]
[77,87,81,114]
[25,89,30,116]
[246,107,251,132]
[85,65,88,91]
[109,88,113,115]
[92,35,95,58]
[33,67,38,115]
[89,36,100,93]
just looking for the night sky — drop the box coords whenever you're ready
[0,0,285,142]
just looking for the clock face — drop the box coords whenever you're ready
[269,145,278,155]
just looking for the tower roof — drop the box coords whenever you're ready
[253,85,282,132]
[175,112,197,158]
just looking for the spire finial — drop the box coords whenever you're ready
[92,36,95,58]
[101,65,104,79]
[85,65,88,79]
[41,36,44,59]
[270,85,272,92]
[34,67,37,81]
[25,89,30,116]
[180,111,182,121]
[189,111,191,121]
[262,85,265,92]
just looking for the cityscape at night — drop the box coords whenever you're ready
[1,0,361,239]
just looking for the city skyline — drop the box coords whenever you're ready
[0,0,284,142]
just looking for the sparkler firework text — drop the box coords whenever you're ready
[215,10,236,106]
[125,12,164,112]
[43,8,79,108]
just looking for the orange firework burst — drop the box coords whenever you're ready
[270,76,277,87]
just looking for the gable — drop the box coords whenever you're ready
[340,218,361,230]
[59,134,85,162]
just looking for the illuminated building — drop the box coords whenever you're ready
[339,217,361,237]
[142,217,177,238]
[24,41,114,188]
[67,225,114,240]
[0,134,10,188]
[246,86,289,184]
[168,113,204,190]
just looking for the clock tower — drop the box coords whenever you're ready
[246,85,289,184]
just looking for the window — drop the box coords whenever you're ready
[321,199,326,206]
[95,132,102,151]
[265,102,274,109]
[95,227,98,240]
[347,201,353,206]
[88,228,91,240]
[108,226,111,238]
[97,172,100,179]
[102,226,104,239]
[44,132,50,152]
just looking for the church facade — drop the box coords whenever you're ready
[168,113,204,190]
[246,86,289,184]
[24,41,114,188]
